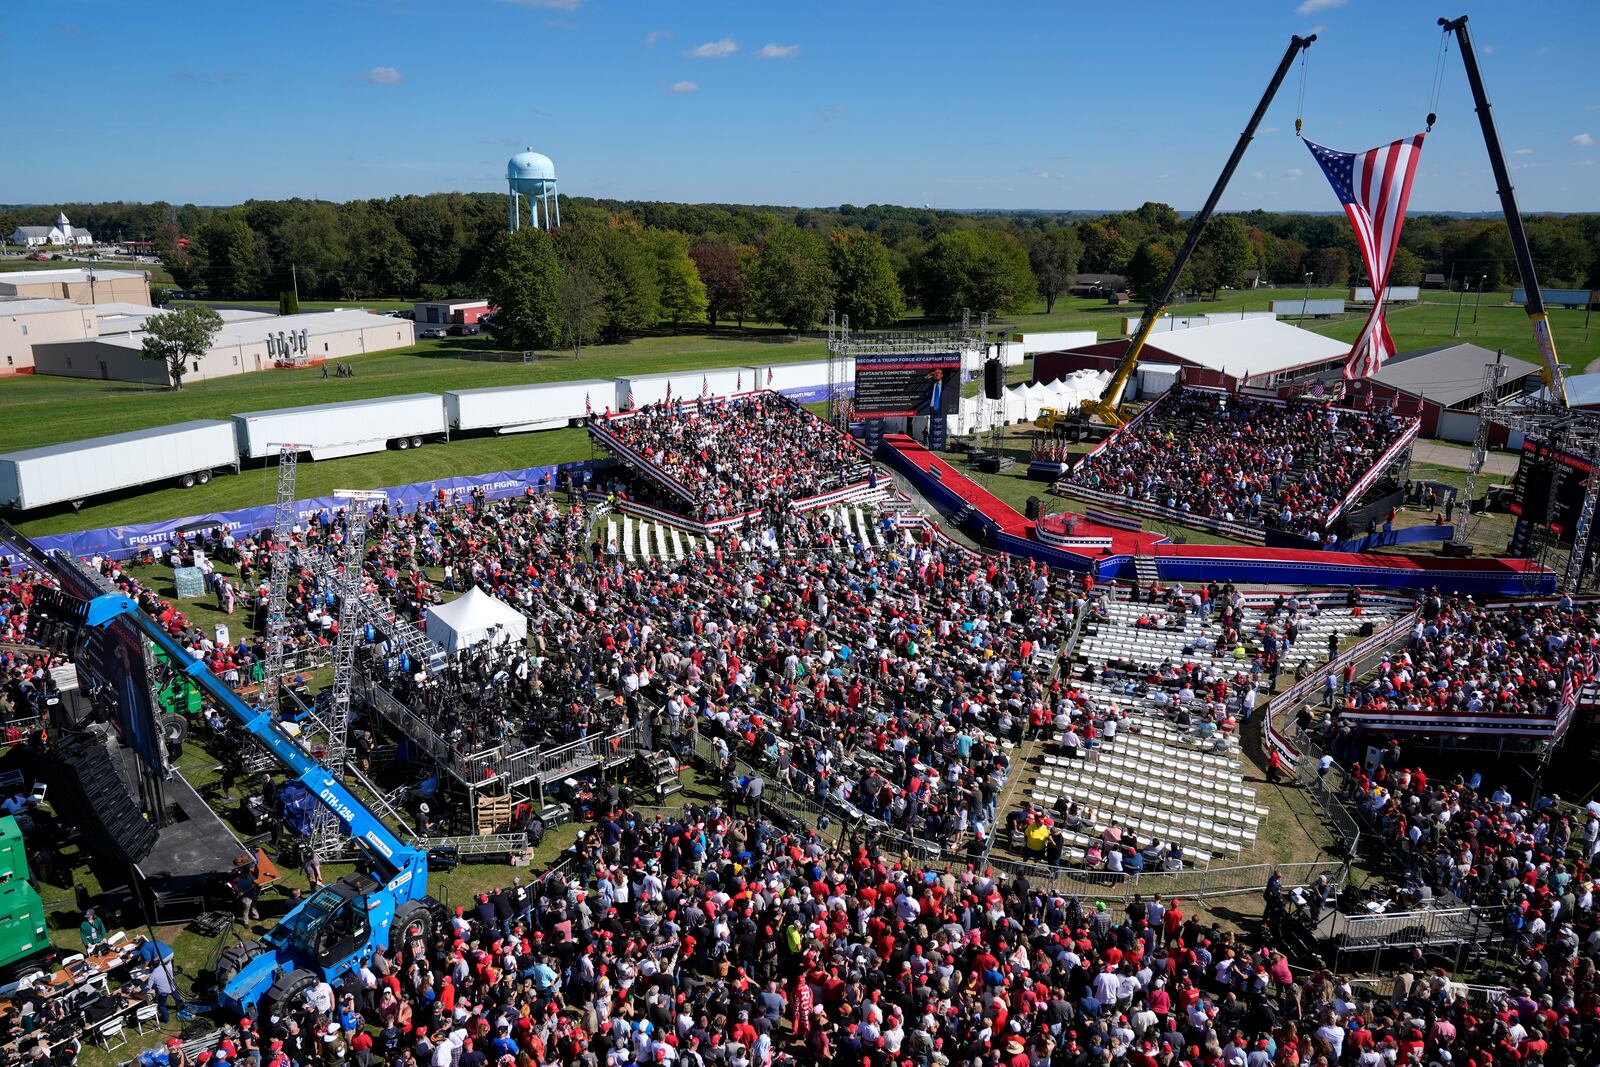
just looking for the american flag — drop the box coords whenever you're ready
[736,371,742,391]
[701,374,710,401]
[1305,133,1426,379]
[665,381,671,406]
[585,392,592,415]
[626,386,635,410]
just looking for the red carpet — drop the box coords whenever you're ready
[885,435,1033,536]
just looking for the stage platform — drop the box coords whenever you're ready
[110,743,251,915]
[878,434,1554,596]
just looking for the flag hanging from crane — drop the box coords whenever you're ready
[1304,132,1426,379]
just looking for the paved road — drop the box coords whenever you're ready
[1412,441,1519,477]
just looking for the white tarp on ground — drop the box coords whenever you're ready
[425,586,529,655]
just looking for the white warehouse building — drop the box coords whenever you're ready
[32,309,415,385]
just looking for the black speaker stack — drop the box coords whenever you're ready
[1025,496,1042,521]
[983,359,1004,400]
[51,732,157,865]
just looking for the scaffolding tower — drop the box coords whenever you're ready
[260,445,301,710]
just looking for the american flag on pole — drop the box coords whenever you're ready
[701,374,709,401]
[767,367,773,388]
[664,381,671,406]
[626,385,635,410]
[736,371,742,392]
[585,392,592,415]
[1305,133,1426,379]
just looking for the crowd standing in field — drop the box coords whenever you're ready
[9,397,1600,1066]
[1062,390,1413,537]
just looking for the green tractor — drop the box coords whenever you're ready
[0,816,50,974]
[153,645,204,754]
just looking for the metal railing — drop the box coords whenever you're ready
[982,854,1349,906]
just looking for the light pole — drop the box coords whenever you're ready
[1301,271,1314,317]
[1452,276,1467,337]
[1472,273,1486,325]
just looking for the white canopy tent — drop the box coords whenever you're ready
[425,586,529,655]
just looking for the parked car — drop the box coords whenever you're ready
[418,327,447,339]
[446,324,480,337]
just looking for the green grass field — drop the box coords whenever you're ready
[4,283,1593,540]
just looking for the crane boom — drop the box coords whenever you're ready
[1438,15,1568,407]
[73,592,424,890]
[1080,33,1315,428]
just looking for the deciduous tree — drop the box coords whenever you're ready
[1028,227,1083,313]
[480,228,562,350]
[751,225,833,331]
[646,229,707,332]
[914,230,1035,319]
[140,305,223,389]
[689,241,747,329]
[827,229,905,328]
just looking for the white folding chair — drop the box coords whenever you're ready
[133,1002,160,1034]
[97,1017,128,1050]
[58,952,85,969]
[105,930,128,948]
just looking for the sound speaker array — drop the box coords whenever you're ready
[50,732,157,865]
[983,359,1004,400]
[1025,496,1042,521]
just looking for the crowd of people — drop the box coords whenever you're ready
[151,792,1599,1067]
[1330,593,1600,725]
[1061,390,1413,536]
[600,394,870,520]
[9,399,1600,1067]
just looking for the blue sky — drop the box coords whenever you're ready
[5,0,1597,211]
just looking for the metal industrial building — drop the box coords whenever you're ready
[0,266,150,305]
[33,309,415,385]
[1339,343,1540,442]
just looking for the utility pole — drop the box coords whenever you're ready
[1472,274,1486,325]
[1301,271,1314,317]
[292,264,300,307]
[1453,278,1467,337]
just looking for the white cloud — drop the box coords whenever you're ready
[1285,167,1304,177]
[1260,126,1280,135]
[685,37,738,58]
[1482,44,1497,54]
[757,43,799,59]
[668,81,699,93]
[1510,162,1540,171]
[644,29,669,48]
[1294,0,1345,14]
[1587,103,1600,111]
[363,66,403,85]
[495,0,583,10]
[1250,170,1266,179]
[1574,133,1597,146]
[1513,147,1533,155]
[1574,159,1597,167]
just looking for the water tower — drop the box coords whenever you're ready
[507,147,559,231]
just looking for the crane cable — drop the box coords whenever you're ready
[1294,43,1311,139]
[1426,27,1450,131]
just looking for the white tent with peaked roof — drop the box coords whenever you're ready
[424,586,528,655]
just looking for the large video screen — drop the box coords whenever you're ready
[1509,439,1588,540]
[853,352,962,419]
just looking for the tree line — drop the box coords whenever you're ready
[4,196,1596,347]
